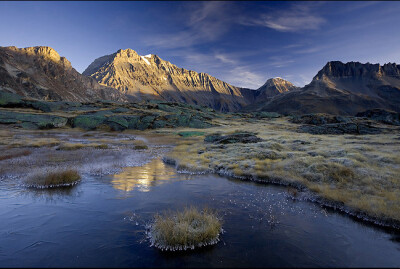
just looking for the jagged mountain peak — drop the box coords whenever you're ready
[3,45,72,68]
[83,48,253,111]
[314,61,400,81]
[0,45,127,102]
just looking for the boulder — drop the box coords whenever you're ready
[0,111,68,129]
[299,122,382,135]
[72,115,106,130]
[356,109,400,125]
[204,132,262,144]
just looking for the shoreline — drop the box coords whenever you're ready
[163,156,400,231]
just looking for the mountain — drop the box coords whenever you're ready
[246,61,400,115]
[83,49,253,112]
[254,77,298,100]
[0,46,128,102]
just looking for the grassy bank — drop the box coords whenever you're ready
[164,117,400,226]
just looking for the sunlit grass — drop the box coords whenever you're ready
[148,206,222,251]
[0,149,32,161]
[26,169,81,188]
[165,117,400,223]
[58,143,108,150]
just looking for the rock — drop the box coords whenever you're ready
[125,115,141,129]
[72,115,106,130]
[178,131,205,137]
[204,132,262,144]
[188,116,213,128]
[111,107,131,113]
[137,115,156,130]
[105,115,129,131]
[251,111,282,119]
[0,90,24,106]
[153,119,168,128]
[0,111,68,129]
[356,109,400,125]
[299,122,382,135]
[290,113,351,125]
[24,100,62,112]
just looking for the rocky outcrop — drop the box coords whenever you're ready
[245,61,400,115]
[0,46,129,103]
[356,109,400,125]
[0,95,216,131]
[290,113,384,135]
[204,132,262,144]
[83,49,254,112]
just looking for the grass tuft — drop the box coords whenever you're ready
[148,206,222,251]
[26,169,81,188]
[133,140,148,150]
[0,150,32,161]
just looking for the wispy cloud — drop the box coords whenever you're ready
[165,49,265,89]
[144,1,234,49]
[214,53,237,65]
[223,66,265,89]
[240,3,326,32]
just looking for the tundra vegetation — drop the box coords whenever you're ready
[148,207,223,251]
[0,94,399,227]
[164,115,400,226]
[26,169,81,188]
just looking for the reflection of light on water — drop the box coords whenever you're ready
[111,159,177,192]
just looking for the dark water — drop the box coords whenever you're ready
[0,159,399,267]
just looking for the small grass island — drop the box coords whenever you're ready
[147,207,223,251]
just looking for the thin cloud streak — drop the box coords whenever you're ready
[144,1,234,49]
[240,3,326,32]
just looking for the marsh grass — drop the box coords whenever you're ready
[26,169,81,188]
[148,206,222,251]
[165,117,400,224]
[0,149,32,161]
[58,143,109,150]
[133,140,148,150]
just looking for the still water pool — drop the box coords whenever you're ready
[1,159,399,267]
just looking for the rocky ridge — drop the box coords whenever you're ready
[0,46,128,102]
[246,61,400,115]
[83,49,254,112]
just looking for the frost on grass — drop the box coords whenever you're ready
[164,117,400,226]
[147,207,223,251]
[25,169,81,188]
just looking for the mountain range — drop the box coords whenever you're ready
[1,46,399,115]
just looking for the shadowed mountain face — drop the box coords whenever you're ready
[247,61,400,115]
[0,46,128,102]
[83,49,254,112]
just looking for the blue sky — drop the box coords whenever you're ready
[1,1,400,88]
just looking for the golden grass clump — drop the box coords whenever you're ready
[0,149,32,161]
[26,169,81,188]
[58,143,109,150]
[148,207,223,251]
[133,140,148,150]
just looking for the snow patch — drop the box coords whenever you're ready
[144,54,152,58]
[141,56,150,66]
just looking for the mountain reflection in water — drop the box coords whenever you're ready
[111,159,183,192]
